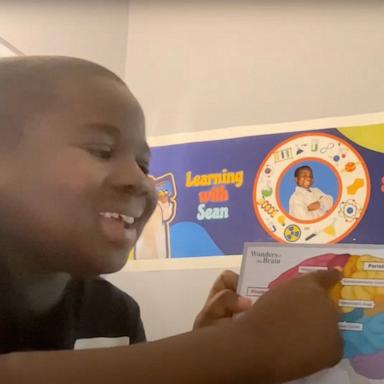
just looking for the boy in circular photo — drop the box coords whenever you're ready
[289,165,334,221]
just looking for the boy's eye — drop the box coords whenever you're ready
[85,145,113,160]
[138,161,150,175]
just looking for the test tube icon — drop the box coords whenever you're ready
[267,221,277,232]
[273,148,293,163]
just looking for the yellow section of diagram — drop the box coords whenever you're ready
[335,255,384,314]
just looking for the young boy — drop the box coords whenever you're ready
[0,56,342,383]
[289,165,334,221]
[0,56,159,352]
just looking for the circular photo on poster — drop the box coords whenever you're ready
[278,160,340,223]
[253,132,371,244]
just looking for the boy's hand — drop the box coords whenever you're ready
[234,269,343,383]
[193,270,252,329]
[307,201,321,211]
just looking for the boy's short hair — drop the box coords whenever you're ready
[294,165,313,178]
[0,56,124,148]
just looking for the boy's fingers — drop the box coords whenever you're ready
[205,290,252,319]
[216,270,239,291]
[207,270,239,300]
[311,268,342,289]
[235,296,253,312]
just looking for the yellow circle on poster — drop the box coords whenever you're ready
[284,224,301,242]
[338,125,384,154]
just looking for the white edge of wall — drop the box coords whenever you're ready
[148,111,384,147]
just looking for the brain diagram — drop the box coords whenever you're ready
[269,253,384,380]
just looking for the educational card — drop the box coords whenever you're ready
[238,243,384,384]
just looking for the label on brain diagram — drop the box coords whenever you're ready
[238,243,384,384]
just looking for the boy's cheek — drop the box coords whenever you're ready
[146,178,158,210]
[146,176,156,193]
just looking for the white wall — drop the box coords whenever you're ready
[106,267,236,340]
[125,0,384,136]
[0,0,129,78]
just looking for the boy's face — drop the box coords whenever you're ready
[295,168,313,189]
[0,73,157,275]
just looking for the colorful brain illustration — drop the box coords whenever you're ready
[269,253,384,380]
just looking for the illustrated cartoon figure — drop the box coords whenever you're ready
[289,165,333,221]
[135,174,176,259]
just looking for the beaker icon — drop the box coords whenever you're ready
[311,139,319,152]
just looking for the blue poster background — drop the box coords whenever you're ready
[149,128,383,257]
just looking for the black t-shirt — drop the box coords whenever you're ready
[0,277,145,353]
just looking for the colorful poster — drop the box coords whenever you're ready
[138,120,384,260]
[238,242,384,384]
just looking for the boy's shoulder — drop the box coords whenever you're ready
[75,276,140,312]
[69,276,146,344]
[289,186,303,200]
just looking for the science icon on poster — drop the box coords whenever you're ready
[253,132,371,243]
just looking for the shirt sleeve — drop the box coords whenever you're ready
[130,314,146,344]
[75,278,147,346]
[289,195,312,220]
[118,288,147,344]
[318,189,334,212]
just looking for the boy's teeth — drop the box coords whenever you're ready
[121,214,134,225]
[100,212,135,224]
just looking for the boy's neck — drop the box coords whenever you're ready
[0,254,71,317]
[298,185,311,191]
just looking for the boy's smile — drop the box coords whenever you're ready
[99,210,141,245]
[295,169,313,190]
[99,211,136,243]
[0,58,157,275]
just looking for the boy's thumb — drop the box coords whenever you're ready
[312,268,342,289]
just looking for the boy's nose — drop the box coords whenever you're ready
[108,160,153,196]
